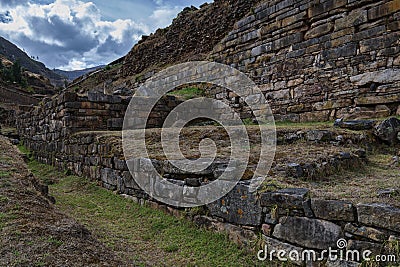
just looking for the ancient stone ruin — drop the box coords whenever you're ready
[8,0,400,266]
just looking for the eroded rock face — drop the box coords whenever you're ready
[272,217,343,250]
[374,117,400,144]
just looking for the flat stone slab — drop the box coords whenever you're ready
[357,203,400,233]
[334,119,376,130]
[260,188,309,209]
[273,216,342,250]
[311,199,356,222]
[350,69,400,86]
[344,223,387,242]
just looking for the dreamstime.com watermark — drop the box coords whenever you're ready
[257,239,398,263]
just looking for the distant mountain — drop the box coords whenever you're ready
[54,65,105,82]
[0,36,65,87]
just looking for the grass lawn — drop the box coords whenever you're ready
[26,159,268,267]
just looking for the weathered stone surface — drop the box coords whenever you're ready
[299,111,330,122]
[357,203,400,233]
[100,168,118,186]
[367,0,400,21]
[260,188,309,209]
[355,95,400,105]
[273,216,342,249]
[260,235,304,266]
[311,199,356,222]
[334,9,368,31]
[326,260,360,267]
[303,199,314,218]
[286,163,304,178]
[374,117,400,144]
[261,224,272,236]
[334,119,376,131]
[344,223,388,242]
[350,69,400,86]
[193,215,257,247]
[375,105,391,117]
[207,183,262,226]
[306,130,333,142]
[347,240,384,256]
[305,22,333,39]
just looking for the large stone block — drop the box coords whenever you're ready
[350,69,400,86]
[344,223,388,242]
[207,182,262,226]
[100,168,118,186]
[367,0,400,21]
[334,9,368,31]
[357,203,400,233]
[354,94,400,106]
[305,22,333,40]
[308,0,347,18]
[260,188,309,209]
[273,216,342,249]
[311,199,356,222]
[306,130,333,142]
[299,110,331,122]
[374,117,400,144]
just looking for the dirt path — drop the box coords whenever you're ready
[0,136,125,267]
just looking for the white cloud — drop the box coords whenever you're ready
[153,0,164,5]
[149,6,182,29]
[0,0,150,70]
[0,0,205,70]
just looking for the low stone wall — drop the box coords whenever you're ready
[0,86,40,106]
[17,126,400,266]
[16,91,182,142]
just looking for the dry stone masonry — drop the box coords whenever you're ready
[211,0,400,122]
[12,0,400,265]
[16,119,400,266]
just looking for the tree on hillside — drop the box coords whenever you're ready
[12,60,22,84]
[1,60,27,87]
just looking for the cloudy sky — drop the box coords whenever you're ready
[0,0,208,70]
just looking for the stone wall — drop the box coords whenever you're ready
[16,128,400,266]
[0,86,40,106]
[13,0,400,265]
[211,0,400,122]
[16,91,182,144]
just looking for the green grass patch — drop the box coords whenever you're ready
[24,157,263,266]
[168,87,206,100]
[0,171,10,178]
[47,237,63,247]
[275,120,333,129]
